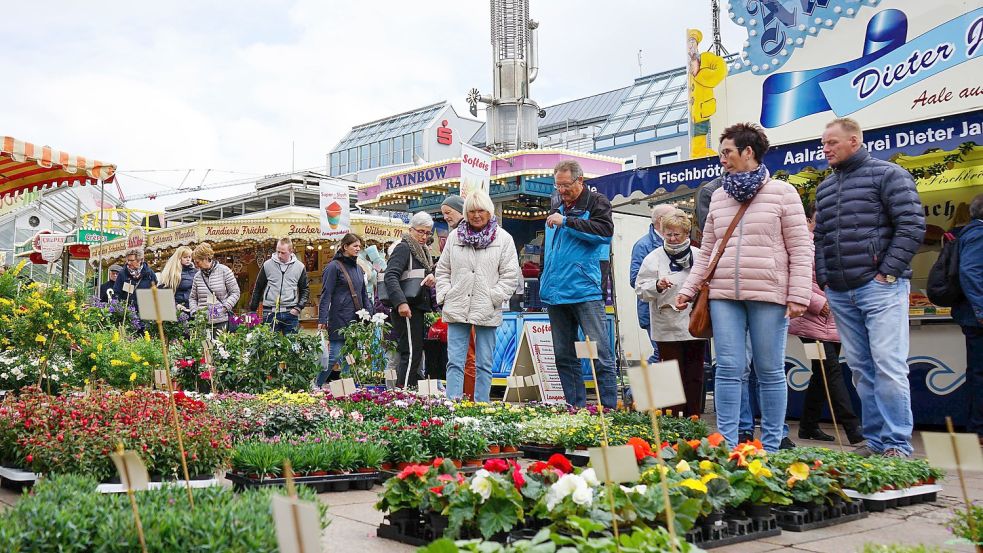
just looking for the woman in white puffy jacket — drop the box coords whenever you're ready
[635,211,707,416]
[435,189,520,402]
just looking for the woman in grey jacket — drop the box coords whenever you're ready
[435,190,519,402]
[189,242,241,331]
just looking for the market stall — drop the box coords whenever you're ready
[92,207,408,326]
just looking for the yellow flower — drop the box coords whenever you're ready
[144,331,151,343]
[675,460,691,473]
[91,366,97,372]
[112,331,120,343]
[748,459,773,478]
[677,478,708,494]
[786,462,810,487]
[129,372,137,382]
[699,460,714,472]
[97,343,103,353]
[35,334,46,344]
[701,473,719,484]
[84,378,90,385]
[143,361,150,366]
[130,352,142,362]
[110,360,124,366]
[11,259,27,276]
[89,353,97,360]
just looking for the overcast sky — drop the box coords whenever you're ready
[1,1,746,211]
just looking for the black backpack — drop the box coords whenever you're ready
[926,232,963,307]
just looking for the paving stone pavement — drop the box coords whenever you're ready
[0,419,977,552]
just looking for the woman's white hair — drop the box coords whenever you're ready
[464,189,495,215]
[409,211,434,229]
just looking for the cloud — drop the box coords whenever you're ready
[0,1,746,211]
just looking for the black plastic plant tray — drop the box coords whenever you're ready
[519,444,565,460]
[843,484,941,513]
[564,450,591,467]
[376,523,430,546]
[774,500,867,531]
[225,470,379,493]
[0,465,38,491]
[687,514,782,549]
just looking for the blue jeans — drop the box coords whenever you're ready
[710,299,789,452]
[826,278,913,455]
[315,339,346,387]
[264,311,299,334]
[741,372,790,438]
[446,323,496,402]
[648,335,660,364]
[547,300,618,408]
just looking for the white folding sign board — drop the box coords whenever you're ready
[136,288,178,322]
[110,450,150,491]
[921,432,983,472]
[271,494,321,553]
[627,360,686,411]
[503,322,565,403]
[588,445,641,484]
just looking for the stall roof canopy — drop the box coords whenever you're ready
[0,136,116,199]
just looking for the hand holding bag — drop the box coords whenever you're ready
[379,254,425,307]
[688,199,753,338]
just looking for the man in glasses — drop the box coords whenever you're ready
[541,159,617,408]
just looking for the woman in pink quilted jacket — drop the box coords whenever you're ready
[677,122,813,452]
[789,202,863,445]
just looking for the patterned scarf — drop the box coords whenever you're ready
[722,164,768,203]
[663,239,693,272]
[400,232,433,272]
[458,216,499,249]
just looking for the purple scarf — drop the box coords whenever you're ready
[457,216,499,249]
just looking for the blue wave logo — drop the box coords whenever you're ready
[911,355,965,395]
[785,357,813,392]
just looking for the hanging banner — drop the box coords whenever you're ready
[715,0,983,145]
[459,143,491,198]
[38,233,69,263]
[319,179,350,238]
[686,28,727,159]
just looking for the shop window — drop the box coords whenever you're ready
[381,139,391,166]
[595,137,614,149]
[348,148,357,173]
[414,130,424,159]
[402,133,413,162]
[370,142,379,168]
[330,152,339,176]
[340,149,348,173]
[614,133,634,146]
[360,144,369,170]
[651,148,681,166]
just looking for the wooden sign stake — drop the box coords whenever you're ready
[946,416,979,544]
[113,443,148,553]
[581,336,621,551]
[283,459,307,553]
[639,359,680,553]
[803,341,845,452]
[149,284,195,510]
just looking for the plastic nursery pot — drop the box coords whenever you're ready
[395,462,412,471]
[487,444,501,454]
[381,462,393,471]
[464,459,481,467]
[356,467,376,474]
[503,445,518,453]
[451,459,463,469]
[429,513,450,539]
[747,504,773,518]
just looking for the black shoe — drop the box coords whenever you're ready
[738,432,754,444]
[798,428,835,442]
[846,428,865,445]
[779,437,797,450]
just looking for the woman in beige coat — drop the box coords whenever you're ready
[435,189,519,402]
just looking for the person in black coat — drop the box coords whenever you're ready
[385,212,436,389]
[112,249,158,313]
[316,234,371,387]
[99,264,122,302]
[159,246,197,309]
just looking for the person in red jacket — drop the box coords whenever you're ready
[790,202,863,444]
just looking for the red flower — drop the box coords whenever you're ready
[25,454,32,463]
[396,464,430,480]
[627,437,654,461]
[511,467,526,489]
[198,370,211,380]
[429,485,444,496]
[437,474,454,482]
[432,457,445,467]
[528,461,549,474]
[483,458,509,473]
[547,453,573,474]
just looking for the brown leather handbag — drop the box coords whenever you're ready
[688,200,753,338]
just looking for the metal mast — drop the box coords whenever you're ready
[711,0,730,56]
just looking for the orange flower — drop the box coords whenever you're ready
[707,433,724,447]
[627,437,654,461]
[687,439,701,449]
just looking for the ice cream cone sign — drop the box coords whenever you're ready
[326,201,342,229]
[319,178,350,237]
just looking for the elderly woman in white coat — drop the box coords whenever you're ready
[436,189,520,402]
[635,211,707,416]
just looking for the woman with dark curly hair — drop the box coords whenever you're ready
[676,122,813,452]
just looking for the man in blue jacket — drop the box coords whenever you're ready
[814,117,926,458]
[630,205,676,363]
[541,160,617,408]
[954,193,983,447]
[113,249,158,314]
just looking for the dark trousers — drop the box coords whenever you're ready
[656,340,707,416]
[962,325,983,437]
[800,340,861,432]
[394,307,426,388]
[263,311,299,335]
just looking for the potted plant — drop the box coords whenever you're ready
[375,463,433,533]
[338,310,394,387]
[357,442,386,473]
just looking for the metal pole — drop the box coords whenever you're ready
[97,179,106,291]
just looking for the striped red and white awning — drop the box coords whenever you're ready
[0,135,116,199]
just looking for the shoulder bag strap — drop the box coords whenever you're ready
[334,260,363,311]
[700,199,754,285]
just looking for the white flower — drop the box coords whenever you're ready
[552,474,584,499]
[371,312,388,324]
[620,484,648,495]
[471,472,492,502]
[242,407,253,418]
[0,372,7,379]
[394,400,408,408]
[50,374,59,382]
[571,486,593,506]
[349,411,364,422]
[356,309,371,321]
[329,408,343,419]
[580,468,600,488]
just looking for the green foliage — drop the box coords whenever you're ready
[0,473,329,552]
[337,312,395,384]
[231,437,386,476]
[946,503,983,547]
[418,524,704,553]
[860,545,947,553]
[76,329,166,388]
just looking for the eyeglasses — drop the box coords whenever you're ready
[664,232,686,238]
[554,179,581,190]
[718,146,749,158]
[411,228,433,236]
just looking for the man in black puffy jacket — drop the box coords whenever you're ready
[813,117,925,458]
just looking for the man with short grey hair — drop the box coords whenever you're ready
[814,117,925,458]
[541,159,618,408]
[250,237,309,334]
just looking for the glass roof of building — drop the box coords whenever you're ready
[331,102,446,152]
